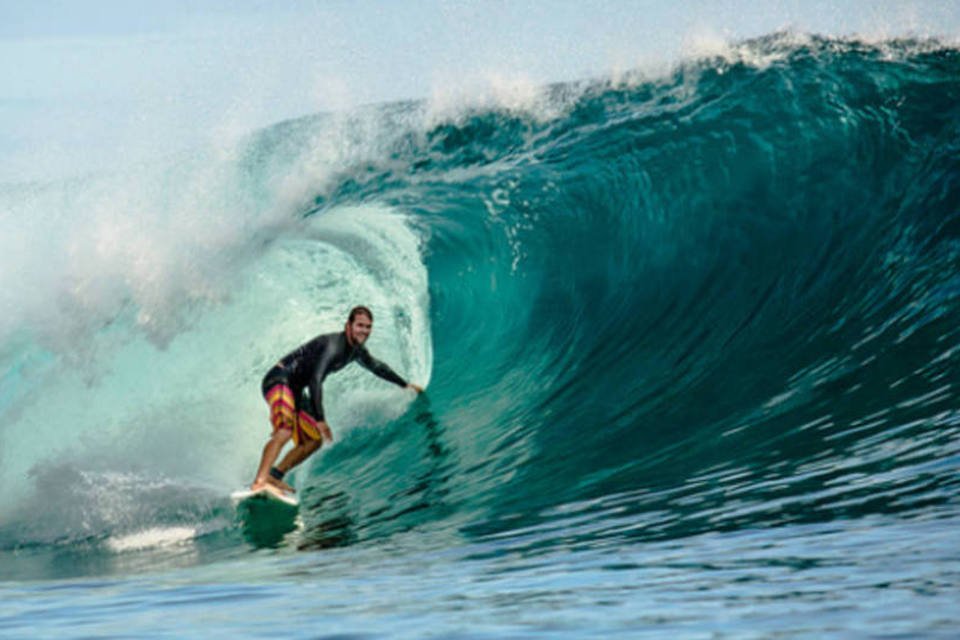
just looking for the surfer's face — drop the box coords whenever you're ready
[347,315,373,345]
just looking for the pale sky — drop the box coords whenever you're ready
[2,0,958,181]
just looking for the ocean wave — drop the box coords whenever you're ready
[1,34,958,560]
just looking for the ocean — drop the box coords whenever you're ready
[1,33,959,638]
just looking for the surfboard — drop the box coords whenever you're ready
[231,486,299,546]
[231,486,299,513]
[232,486,298,507]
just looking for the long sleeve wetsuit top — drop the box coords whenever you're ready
[263,331,407,420]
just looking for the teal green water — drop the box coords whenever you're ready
[1,34,959,637]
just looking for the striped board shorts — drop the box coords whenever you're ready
[262,370,323,446]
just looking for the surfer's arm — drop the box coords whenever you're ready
[307,348,339,415]
[357,348,411,389]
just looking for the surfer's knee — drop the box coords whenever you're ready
[271,428,293,445]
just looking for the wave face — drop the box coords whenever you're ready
[1,34,959,569]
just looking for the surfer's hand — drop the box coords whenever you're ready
[320,423,334,443]
[407,383,424,394]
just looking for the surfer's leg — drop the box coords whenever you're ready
[253,381,298,491]
[251,428,293,491]
[275,435,323,473]
[275,411,332,473]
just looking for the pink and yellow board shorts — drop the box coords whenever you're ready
[263,383,322,446]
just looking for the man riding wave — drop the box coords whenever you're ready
[251,305,423,493]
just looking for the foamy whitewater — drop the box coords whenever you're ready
[1,31,959,638]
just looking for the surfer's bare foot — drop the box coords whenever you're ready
[250,479,269,492]
[266,476,295,493]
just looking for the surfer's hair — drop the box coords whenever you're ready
[348,305,373,323]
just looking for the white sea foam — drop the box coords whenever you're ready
[106,526,200,552]
[0,87,434,511]
[0,192,432,517]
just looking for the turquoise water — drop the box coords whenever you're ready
[2,34,960,637]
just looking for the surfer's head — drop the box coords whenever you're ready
[346,305,373,346]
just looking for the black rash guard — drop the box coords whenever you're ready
[261,331,407,421]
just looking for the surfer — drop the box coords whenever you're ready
[251,305,423,494]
